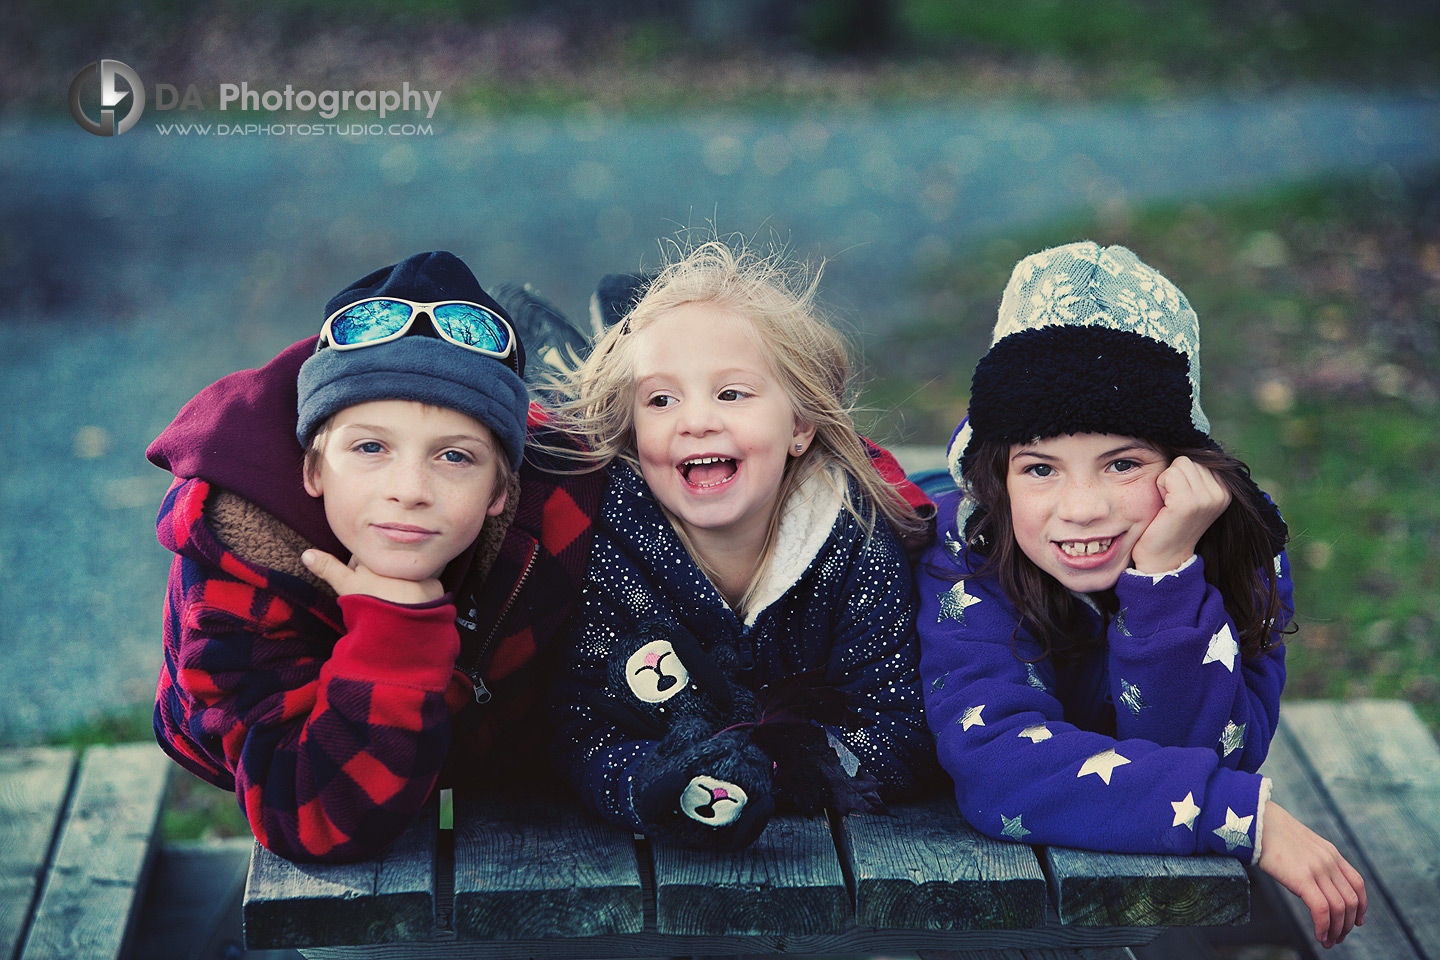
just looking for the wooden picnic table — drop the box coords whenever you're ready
[3,703,1436,959]
[241,781,1247,960]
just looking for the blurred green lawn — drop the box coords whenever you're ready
[10,0,1438,110]
[53,168,1440,842]
[21,0,1437,842]
[861,167,1440,732]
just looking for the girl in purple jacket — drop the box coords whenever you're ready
[916,241,1365,949]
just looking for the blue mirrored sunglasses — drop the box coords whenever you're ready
[319,297,517,368]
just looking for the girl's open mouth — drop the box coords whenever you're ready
[680,456,738,489]
[1053,537,1119,568]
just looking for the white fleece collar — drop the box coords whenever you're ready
[743,466,845,627]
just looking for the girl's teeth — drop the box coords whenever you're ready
[1060,538,1113,557]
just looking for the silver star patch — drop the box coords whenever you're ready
[1171,792,1200,830]
[1113,607,1131,636]
[1119,678,1149,717]
[960,704,985,730]
[1213,807,1254,852]
[1001,813,1031,840]
[1220,721,1246,758]
[1017,723,1052,743]
[1077,748,1130,785]
[1203,624,1239,672]
[938,580,982,624]
[943,531,964,562]
[1025,662,1049,691]
[930,673,947,692]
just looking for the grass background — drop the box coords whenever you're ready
[12,0,1437,842]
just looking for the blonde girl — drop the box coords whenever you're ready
[544,239,935,849]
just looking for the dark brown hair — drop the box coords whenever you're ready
[961,438,1291,664]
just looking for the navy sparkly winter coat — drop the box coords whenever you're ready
[549,463,937,832]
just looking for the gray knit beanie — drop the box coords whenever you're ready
[296,252,529,470]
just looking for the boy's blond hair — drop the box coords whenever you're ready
[543,238,922,617]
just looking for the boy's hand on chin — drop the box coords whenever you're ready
[302,549,444,605]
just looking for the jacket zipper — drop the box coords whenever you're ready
[463,542,538,704]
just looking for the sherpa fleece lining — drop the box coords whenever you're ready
[206,470,522,599]
[743,465,846,628]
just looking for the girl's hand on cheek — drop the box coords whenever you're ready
[302,550,445,605]
[1256,801,1366,948]
[1130,456,1231,574]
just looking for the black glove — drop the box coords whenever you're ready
[633,725,775,851]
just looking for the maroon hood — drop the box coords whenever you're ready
[147,336,345,557]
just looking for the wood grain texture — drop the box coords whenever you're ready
[651,810,847,936]
[1272,699,1437,959]
[451,787,642,940]
[1043,845,1247,927]
[243,803,438,949]
[298,919,1162,959]
[0,747,75,960]
[918,950,1137,960]
[18,743,170,960]
[839,795,1047,930]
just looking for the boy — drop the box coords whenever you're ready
[149,252,605,863]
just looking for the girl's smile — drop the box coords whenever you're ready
[1006,432,1169,593]
[629,302,814,570]
[680,455,739,489]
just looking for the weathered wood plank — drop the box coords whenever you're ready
[299,920,1162,959]
[919,950,1137,960]
[451,787,643,940]
[242,802,438,949]
[0,747,75,960]
[1278,700,1439,958]
[1043,845,1247,927]
[651,810,847,936]
[1259,710,1420,960]
[838,795,1047,930]
[18,743,170,960]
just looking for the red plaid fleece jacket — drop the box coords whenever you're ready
[154,436,604,863]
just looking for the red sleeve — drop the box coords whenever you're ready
[156,553,461,863]
[861,436,937,559]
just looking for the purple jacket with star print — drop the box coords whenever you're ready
[916,489,1291,861]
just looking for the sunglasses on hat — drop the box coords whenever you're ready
[319,297,517,370]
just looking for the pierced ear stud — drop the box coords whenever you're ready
[794,443,805,454]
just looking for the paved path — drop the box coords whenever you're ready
[2,91,1438,740]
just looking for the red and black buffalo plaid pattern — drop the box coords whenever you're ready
[154,425,602,863]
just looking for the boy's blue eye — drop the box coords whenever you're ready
[440,450,473,464]
[357,441,384,454]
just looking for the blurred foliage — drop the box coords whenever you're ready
[42,702,154,750]
[163,771,251,842]
[4,0,1437,111]
[33,705,249,842]
[861,167,1440,730]
[900,0,1440,85]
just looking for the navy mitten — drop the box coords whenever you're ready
[633,721,775,850]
